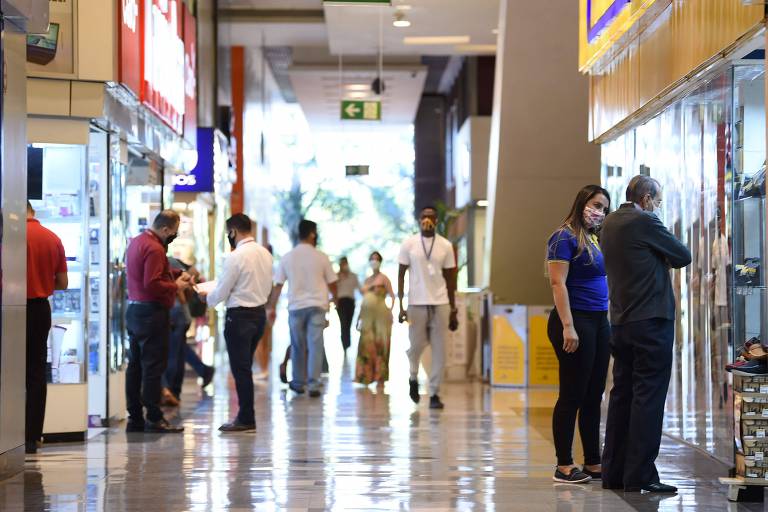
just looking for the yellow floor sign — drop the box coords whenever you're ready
[528,306,559,386]
[491,306,526,387]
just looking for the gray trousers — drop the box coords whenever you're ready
[407,304,449,396]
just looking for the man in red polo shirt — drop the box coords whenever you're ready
[125,210,191,433]
[26,201,68,455]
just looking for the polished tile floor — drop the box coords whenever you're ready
[0,321,763,511]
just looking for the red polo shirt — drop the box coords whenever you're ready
[126,230,178,309]
[27,218,67,299]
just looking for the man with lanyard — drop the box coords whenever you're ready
[398,206,459,409]
[125,210,191,433]
[201,213,273,432]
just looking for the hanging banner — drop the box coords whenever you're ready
[182,3,197,145]
[119,0,142,96]
[143,0,186,134]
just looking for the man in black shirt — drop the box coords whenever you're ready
[600,176,691,494]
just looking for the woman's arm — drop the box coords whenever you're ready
[384,274,396,310]
[548,262,579,353]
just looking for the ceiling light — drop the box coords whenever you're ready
[393,12,410,28]
[403,36,471,45]
[455,44,497,53]
[345,84,369,91]
[346,92,369,99]
[492,28,499,35]
[476,199,489,208]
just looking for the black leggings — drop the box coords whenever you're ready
[548,309,610,466]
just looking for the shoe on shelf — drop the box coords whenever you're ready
[625,482,678,493]
[553,467,591,484]
[727,358,768,376]
[161,388,180,407]
[289,383,305,394]
[144,419,184,433]
[429,395,445,409]
[202,366,215,388]
[582,468,601,480]
[409,379,420,404]
[279,362,289,384]
[219,422,256,433]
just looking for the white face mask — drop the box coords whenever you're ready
[652,205,663,220]
[370,260,381,271]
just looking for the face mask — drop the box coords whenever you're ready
[227,231,237,250]
[653,205,663,220]
[370,260,381,271]
[165,233,178,246]
[583,206,605,229]
[420,217,436,233]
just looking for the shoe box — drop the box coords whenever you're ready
[736,376,768,482]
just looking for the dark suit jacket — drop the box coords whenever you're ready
[600,203,692,325]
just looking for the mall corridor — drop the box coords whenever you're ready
[0,364,753,511]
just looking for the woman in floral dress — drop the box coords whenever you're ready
[355,251,395,386]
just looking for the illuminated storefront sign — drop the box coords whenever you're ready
[173,128,216,192]
[587,0,630,43]
[118,0,196,137]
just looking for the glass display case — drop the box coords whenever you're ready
[29,143,90,386]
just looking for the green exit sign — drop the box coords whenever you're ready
[341,100,381,121]
[324,1,391,5]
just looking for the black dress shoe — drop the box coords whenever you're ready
[219,422,256,433]
[144,419,184,433]
[25,441,38,455]
[409,379,420,404]
[429,395,445,409]
[625,482,678,493]
[202,366,215,388]
[126,421,146,433]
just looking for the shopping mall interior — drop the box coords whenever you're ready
[2,0,768,510]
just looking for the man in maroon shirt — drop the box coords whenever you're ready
[125,210,190,433]
[26,202,68,454]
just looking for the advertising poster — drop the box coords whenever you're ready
[27,0,75,76]
[528,306,559,386]
[491,305,526,387]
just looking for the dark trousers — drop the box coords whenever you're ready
[126,303,170,423]
[224,307,266,425]
[162,305,190,398]
[336,298,355,351]
[602,318,674,489]
[26,299,52,443]
[547,309,610,466]
[185,344,207,376]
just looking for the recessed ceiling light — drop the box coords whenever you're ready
[403,36,471,45]
[345,84,369,91]
[455,44,497,53]
[396,4,412,10]
[346,92,369,99]
[393,12,410,28]
[492,28,499,35]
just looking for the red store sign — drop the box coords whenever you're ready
[118,0,196,138]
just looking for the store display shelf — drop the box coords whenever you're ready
[39,217,85,224]
[738,392,768,398]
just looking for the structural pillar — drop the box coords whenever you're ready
[484,0,601,304]
[230,46,245,214]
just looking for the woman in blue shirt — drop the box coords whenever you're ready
[547,184,611,484]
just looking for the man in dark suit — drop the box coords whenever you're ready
[600,176,692,493]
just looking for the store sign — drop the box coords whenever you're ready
[174,128,215,192]
[587,0,630,43]
[182,4,197,145]
[119,0,142,96]
[143,0,185,134]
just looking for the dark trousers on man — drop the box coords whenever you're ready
[26,298,52,444]
[126,303,170,424]
[224,306,266,425]
[336,298,355,351]
[602,318,674,489]
[163,305,190,398]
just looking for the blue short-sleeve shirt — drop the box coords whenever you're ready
[547,229,608,312]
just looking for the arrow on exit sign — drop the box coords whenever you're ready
[324,1,391,5]
[341,100,381,121]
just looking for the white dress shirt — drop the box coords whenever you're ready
[206,237,273,308]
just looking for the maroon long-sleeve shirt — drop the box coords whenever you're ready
[126,230,179,309]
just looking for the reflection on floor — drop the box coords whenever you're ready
[0,323,762,511]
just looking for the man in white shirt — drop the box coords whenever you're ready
[268,220,338,397]
[201,213,273,432]
[335,256,359,353]
[398,206,458,410]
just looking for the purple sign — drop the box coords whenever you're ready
[174,127,215,193]
[587,0,631,43]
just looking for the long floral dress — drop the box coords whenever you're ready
[355,275,393,385]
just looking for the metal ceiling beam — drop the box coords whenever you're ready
[218,9,324,23]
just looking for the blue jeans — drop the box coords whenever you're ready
[288,307,326,392]
[224,307,267,425]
